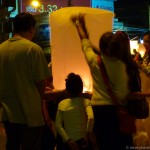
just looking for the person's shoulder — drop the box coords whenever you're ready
[102,55,124,66]
[25,40,42,52]
[116,59,126,69]
[18,38,40,48]
[29,41,41,48]
[19,38,38,46]
[0,40,9,48]
[58,98,71,110]
[108,58,126,72]
[59,98,70,103]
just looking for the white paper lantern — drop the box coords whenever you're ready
[50,7,114,91]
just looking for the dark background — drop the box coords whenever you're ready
[114,0,150,29]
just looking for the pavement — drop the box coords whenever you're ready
[0,123,6,150]
[1,121,150,150]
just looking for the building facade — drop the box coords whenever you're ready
[0,0,149,43]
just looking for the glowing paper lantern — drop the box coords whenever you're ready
[50,7,114,91]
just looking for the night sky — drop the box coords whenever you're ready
[114,0,150,29]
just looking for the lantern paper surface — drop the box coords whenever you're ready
[50,7,114,90]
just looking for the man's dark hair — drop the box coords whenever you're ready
[65,73,83,97]
[13,12,36,33]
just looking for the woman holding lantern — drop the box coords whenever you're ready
[71,14,132,150]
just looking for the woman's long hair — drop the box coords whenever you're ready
[115,31,139,91]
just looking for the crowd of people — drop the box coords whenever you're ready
[0,12,150,150]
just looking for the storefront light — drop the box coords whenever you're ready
[31,0,40,8]
[138,44,146,57]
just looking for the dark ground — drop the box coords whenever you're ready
[0,123,6,150]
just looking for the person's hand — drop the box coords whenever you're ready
[67,139,79,150]
[71,14,86,28]
[78,13,86,27]
[71,13,89,39]
[71,15,78,24]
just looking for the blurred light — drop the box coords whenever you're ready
[130,40,138,54]
[130,36,138,41]
[140,39,144,44]
[138,44,146,57]
[83,78,92,92]
[31,0,40,7]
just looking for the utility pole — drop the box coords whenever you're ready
[67,0,73,7]
[148,4,150,29]
[0,0,16,43]
[0,0,9,43]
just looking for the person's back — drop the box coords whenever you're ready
[56,73,94,150]
[0,12,50,150]
[82,31,130,150]
[0,38,46,124]
[82,31,129,106]
[71,15,130,150]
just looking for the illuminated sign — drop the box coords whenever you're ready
[21,0,90,14]
[21,0,68,14]
[26,4,58,13]
[21,0,116,14]
[92,0,115,12]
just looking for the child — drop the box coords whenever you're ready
[55,73,94,150]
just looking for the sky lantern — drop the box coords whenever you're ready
[50,7,114,91]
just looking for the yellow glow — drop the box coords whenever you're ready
[130,40,139,54]
[83,77,92,92]
[31,0,40,7]
[130,41,146,57]
[138,44,146,57]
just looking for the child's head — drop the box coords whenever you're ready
[65,73,83,97]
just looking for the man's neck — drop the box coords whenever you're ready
[14,32,32,41]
